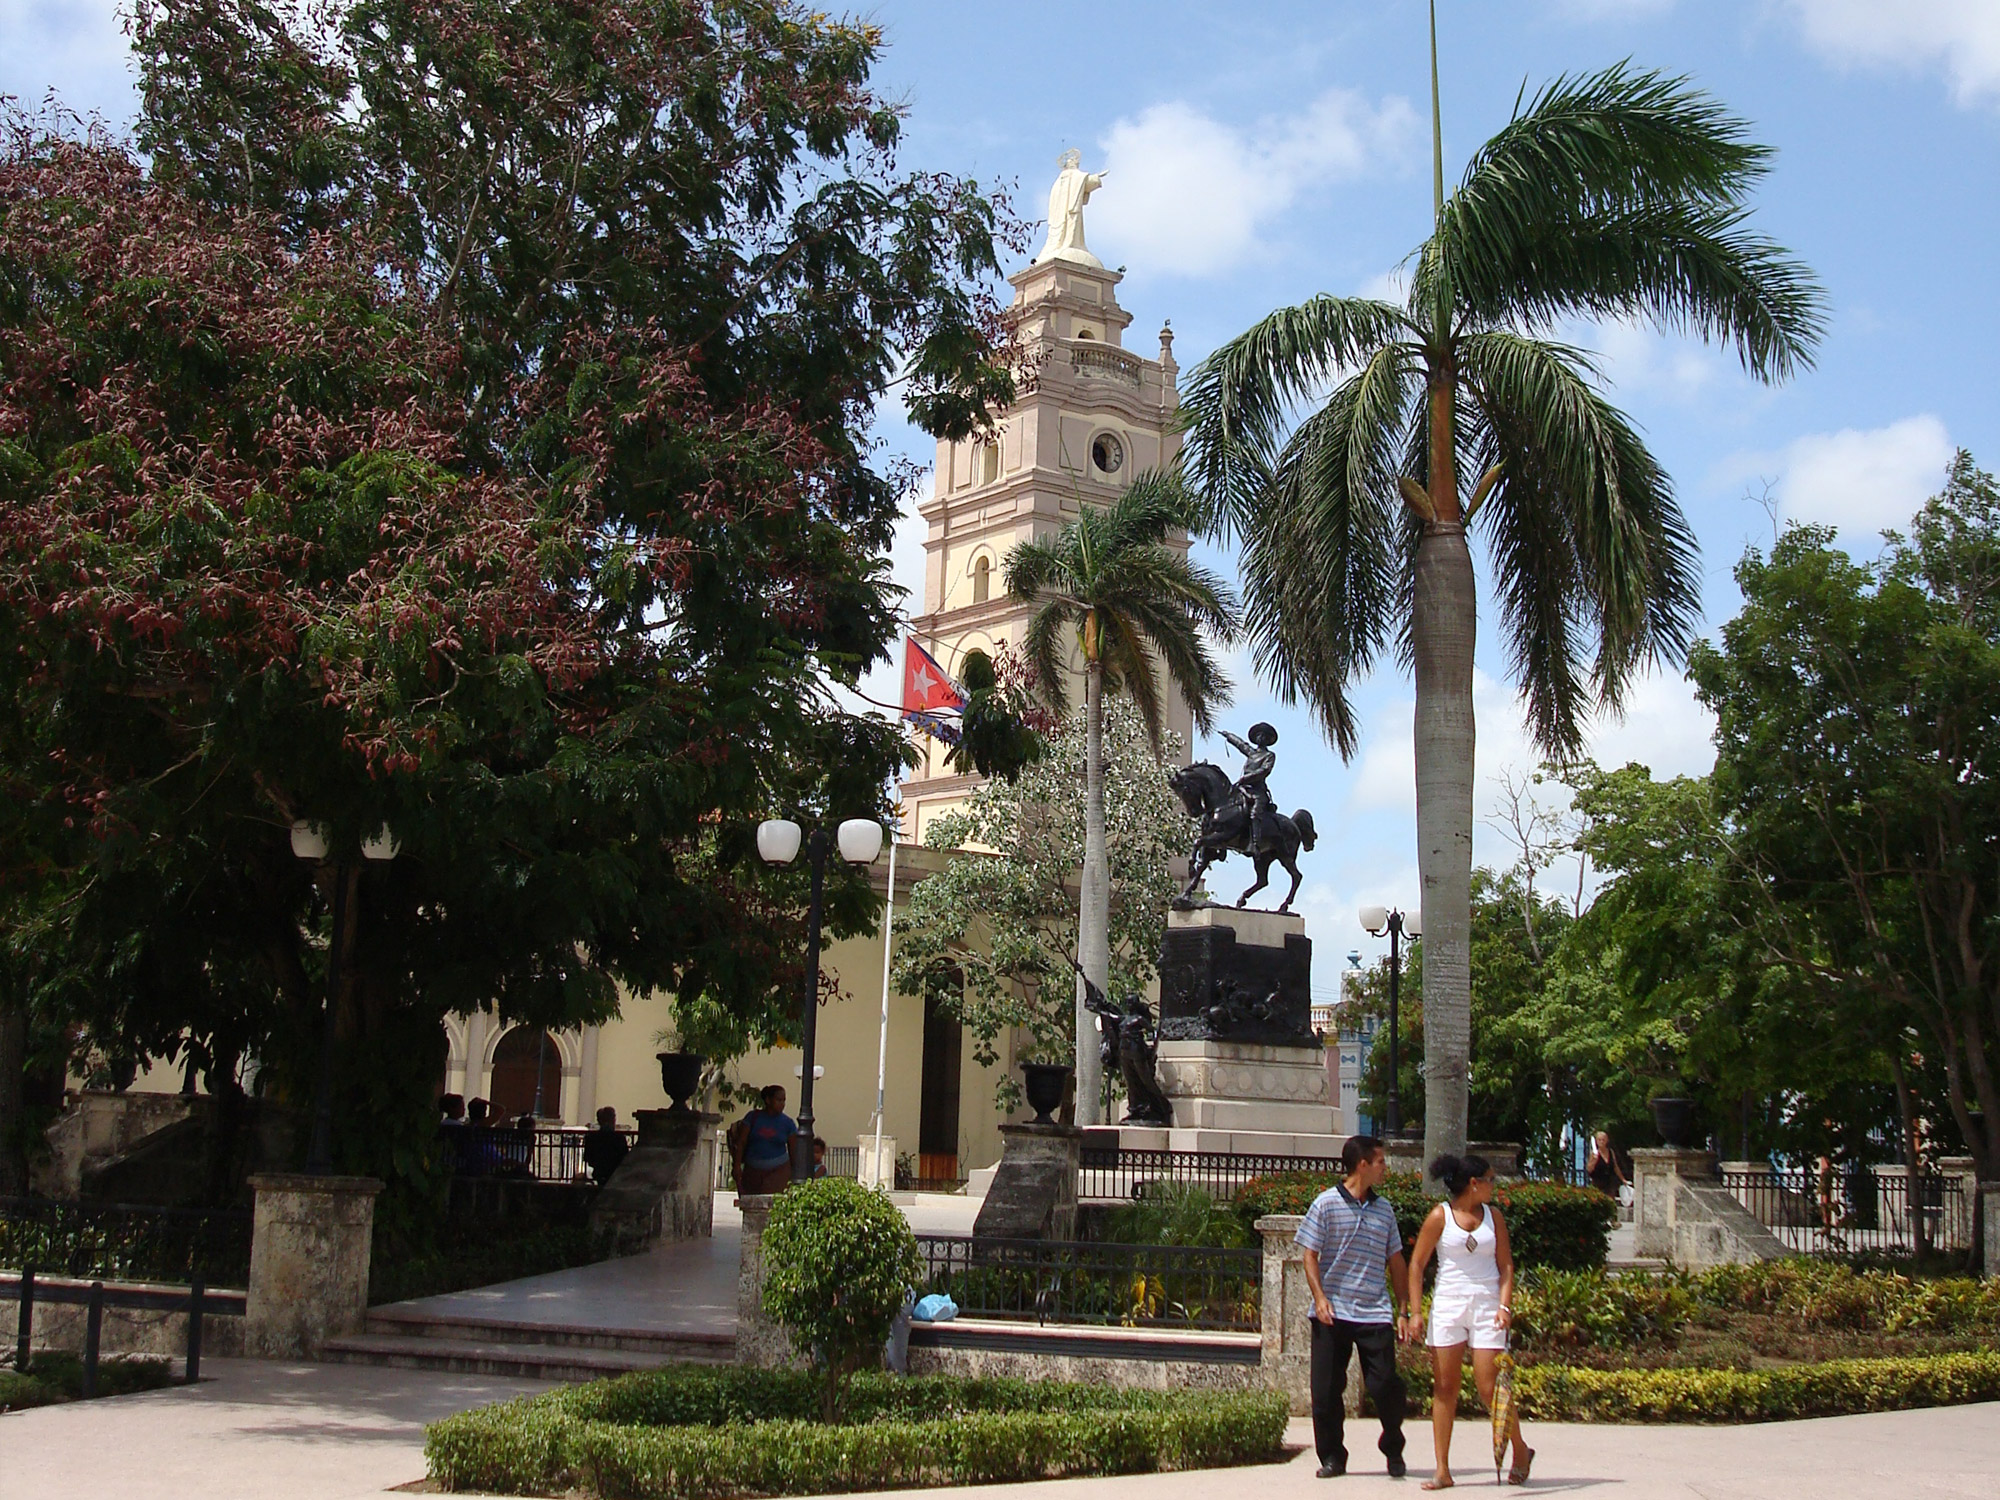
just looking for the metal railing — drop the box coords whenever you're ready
[444,1125,637,1182]
[1720,1166,1972,1255]
[0,1196,252,1288]
[914,1234,1260,1332]
[1077,1147,1342,1203]
[5,1269,242,1391]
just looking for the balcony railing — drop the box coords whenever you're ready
[1069,343,1142,386]
[445,1124,637,1182]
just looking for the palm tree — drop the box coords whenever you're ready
[1179,52,1824,1175]
[1006,472,1237,1123]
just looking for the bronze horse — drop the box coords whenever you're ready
[1168,761,1317,913]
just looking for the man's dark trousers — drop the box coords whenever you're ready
[1309,1316,1406,1470]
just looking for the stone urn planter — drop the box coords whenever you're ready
[656,1051,705,1115]
[1020,1063,1073,1126]
[1649,1095,1695,1148]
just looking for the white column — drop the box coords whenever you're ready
[577,1025,601,1123]
[461,1007,492,1103]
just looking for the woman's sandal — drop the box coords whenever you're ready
[1507,1447,1536,1486]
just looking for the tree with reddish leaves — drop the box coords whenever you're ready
[0,0,1018,1217]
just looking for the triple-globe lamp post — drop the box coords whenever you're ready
[757,816,885,1184]
[1358,903,1420,1138]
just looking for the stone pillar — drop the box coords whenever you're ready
[1468,1141,1523,1180]
[1381,1137,1425,1179]
[857,1133,897,1190]
[734,1193,798,1368]
[590,1107,721,1252]
[970,1123,1080,1241]
[1934,1158,1976,1253]
[1254,1214,1313,1415]
[1631,1148,1717,1260]
[1981,1183,2000,1280]
[244,1174,382,1359]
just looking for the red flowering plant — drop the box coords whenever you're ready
[0,0,1023,1215]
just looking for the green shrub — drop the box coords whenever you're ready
[424,1368,1290,1498]
[761,1179,923,1419]
[1515,1351,2000,1422]
[370,1220,609,1306]
[1689,1259,2000,1334]
[1104,1184,1255,1249]
[1512,1268,1694,1351]
[1235,1171,1616,1272]
[0,1353,174,1411]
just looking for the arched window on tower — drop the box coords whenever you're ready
[971,556,990,604]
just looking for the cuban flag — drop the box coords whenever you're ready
[902,638,966,746]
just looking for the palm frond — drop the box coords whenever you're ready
[1180,297,1413,537]
[1460,329,1702,753]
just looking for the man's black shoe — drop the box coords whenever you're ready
[1386,1456,1408,1478]
[1316,1462,1346,1479]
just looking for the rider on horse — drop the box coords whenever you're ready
[1220,722,1279,851]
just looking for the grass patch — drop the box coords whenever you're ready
[425,1367,1290,1498]
[0,1352,174,1411]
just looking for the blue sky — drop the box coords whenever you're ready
[10,0,1998,978]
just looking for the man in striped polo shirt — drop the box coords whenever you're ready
[1296,1134,1411,1478]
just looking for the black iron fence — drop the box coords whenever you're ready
[445,1125,637,1182]
[914,1234,1261,1332]
[1076,1147,1341,1203]
[0,1197,252,1288]
[1719,1166,1972,1255]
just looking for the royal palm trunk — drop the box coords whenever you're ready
[1415,361,1473,1182]
[1075,653,1109,1126]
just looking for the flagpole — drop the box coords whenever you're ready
[870,831,899,1187]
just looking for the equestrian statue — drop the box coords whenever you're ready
[1167,721,1317,913]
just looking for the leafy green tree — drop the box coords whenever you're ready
[1004,473,1235,1123]
[944,648,1046,783]
[1689,454,2000,1184]
[0,0,1018,1219]
[891,698,1188,1116]
[760,1177,922,1420]
[1181,59,1823,1176]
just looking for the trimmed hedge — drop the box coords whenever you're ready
[1236,1170,1617,1272]
[425,1368,1290,1498]
[1516,1351,2000,1423]
[1689,1259,2000,1333]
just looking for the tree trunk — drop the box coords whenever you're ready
[1413,522,1476,1187]
[0,1000,28,1195]
[1074,654,1108,1127]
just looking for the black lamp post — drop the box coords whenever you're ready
[1359,903,1421,1137]
[757,816,885,1184]
[291,820,399,1175]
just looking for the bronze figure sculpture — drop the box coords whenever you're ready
[1168,721,1317,912]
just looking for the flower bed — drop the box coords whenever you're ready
[424,1367,1291,1498]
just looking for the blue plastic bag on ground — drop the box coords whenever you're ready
[911,1292,958,1323]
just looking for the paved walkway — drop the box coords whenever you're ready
[376,1192,983,1336]
[3,1356,1994,1499]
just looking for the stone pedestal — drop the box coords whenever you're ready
[857,1133,897,1190]
[590,1108,721,1253]
[1253,1214,1313,1415]
[1154,1040,1337,1136]
[971,1123,1080,1240]
[1631,1147,1717,1260]
[244,1173,382,1359]
[733,1194,799,1368]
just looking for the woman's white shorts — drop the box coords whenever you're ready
[1428,1290,1507,1350]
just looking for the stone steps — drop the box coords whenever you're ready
[320,1308,733,1381]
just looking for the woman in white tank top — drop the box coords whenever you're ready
[1403,1154,1533,1489]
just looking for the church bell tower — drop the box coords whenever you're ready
[898,154,1193,841]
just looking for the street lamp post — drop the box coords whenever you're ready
[1358,904,1421,1137]
[758,816,885,1184]
[292,820,399,1175]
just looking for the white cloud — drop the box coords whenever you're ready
[1772,415,1955,534]
[1088,90,1419,278]
[1778,0,2000,107]
[1581,317,1729,402]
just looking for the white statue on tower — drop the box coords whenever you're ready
[1038,149,1105,268]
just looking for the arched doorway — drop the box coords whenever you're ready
[489,1027,563,1121]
